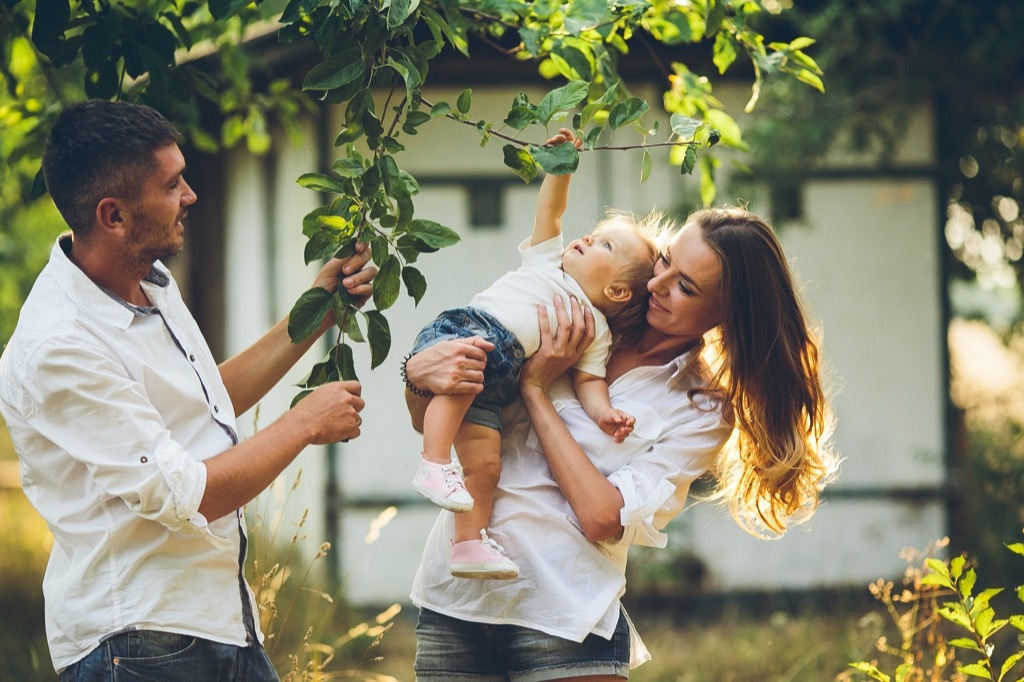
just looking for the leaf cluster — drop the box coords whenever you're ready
[845,534,1024,682]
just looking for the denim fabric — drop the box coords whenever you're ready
[58,631,278,682]
[413,608,630,681]
[411,307,527,432]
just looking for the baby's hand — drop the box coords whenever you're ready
[545,127,583,150]
[597,408,635,444]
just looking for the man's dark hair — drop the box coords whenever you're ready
[41,100,180,235]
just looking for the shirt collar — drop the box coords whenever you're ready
[50,234,170,330]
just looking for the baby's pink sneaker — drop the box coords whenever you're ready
[450,529,519,580]
[412,457,474,512]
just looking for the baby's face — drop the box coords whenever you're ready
[562,223,646,303]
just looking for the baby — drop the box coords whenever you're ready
[408,128,658,579]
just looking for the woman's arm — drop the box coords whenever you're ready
[519,297,626,542]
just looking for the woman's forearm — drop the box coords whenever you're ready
[520,384,624,542]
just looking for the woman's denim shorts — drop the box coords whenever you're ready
[413,608,630,681]
[411,307,526,432]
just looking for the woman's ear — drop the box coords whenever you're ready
[604,283,632,303]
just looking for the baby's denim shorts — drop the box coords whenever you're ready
[411,307,526,432]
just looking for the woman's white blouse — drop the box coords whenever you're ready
[410,349,732,660]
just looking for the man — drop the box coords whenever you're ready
[0,100,373,680]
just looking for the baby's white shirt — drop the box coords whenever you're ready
[468,235,611,377]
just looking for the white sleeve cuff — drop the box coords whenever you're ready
[609,472,676,549]
[153,441,233,551]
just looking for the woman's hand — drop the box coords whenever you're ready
[520,296,595,396]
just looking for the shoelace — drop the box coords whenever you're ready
[479,529,508,556]
[442,464,466,493]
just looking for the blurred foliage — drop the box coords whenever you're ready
[742,0,1024,294]
[0,489,51,680]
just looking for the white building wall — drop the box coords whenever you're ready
[220,85,947,602]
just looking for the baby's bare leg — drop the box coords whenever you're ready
[422,393,476,464]
[452,422,502,543]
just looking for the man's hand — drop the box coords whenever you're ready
[312,242,377,305]
[292,380,365,444]
[405,337,495,396]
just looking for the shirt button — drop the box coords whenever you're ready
[214,405,220,413]
[189,354,196,362]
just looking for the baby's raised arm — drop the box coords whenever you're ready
[530,128,583,246]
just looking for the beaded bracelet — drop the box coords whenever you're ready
[400,352,434,398]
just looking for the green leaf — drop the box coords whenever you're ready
[365,310,392,369]
[373,257,402,311]
[536,80,590,125]
[959,568,977,600]
[336,296,365,342]
[1006,542,1024,556]
[208,0,252,20]
[937,603,973,630]
[305,230,343,264]
[402,265,427,304]
[32,0,71,43]
[332,342,358,381]
[297,172,347,194]
[680,146,697,175]
[530,141,579,176]
[332,157,365,178]
[303,50,364,91]
[564,0,612,36]
[457,88,472,114]
[713,31,737,74]
[640,149,652,184]
[580,81,619,128]
[848,662,890,682]
[608,97,648,130]
[502,145,539,183]
[1000,652,1024,681]
[671,113,702,140]
[287,288,333,343]
[957,662,991,679]
[387,0,414,29]
[407,219,461,248]
[504,106,538,131]
[948,638,984,652]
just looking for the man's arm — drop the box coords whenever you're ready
[219,244,376,416]
[530,128,581,246]
[199,380,363,520]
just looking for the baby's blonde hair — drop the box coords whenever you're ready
[596,209,670,348]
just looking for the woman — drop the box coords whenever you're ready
[402,207,837,680]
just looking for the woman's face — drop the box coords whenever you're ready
[646,223,723,341]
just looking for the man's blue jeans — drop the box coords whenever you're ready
[58,630,279,681]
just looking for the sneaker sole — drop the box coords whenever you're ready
[412,480,474,512]
[450,565,519,580]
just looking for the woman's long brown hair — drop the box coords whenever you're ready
[694,207,838,535]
